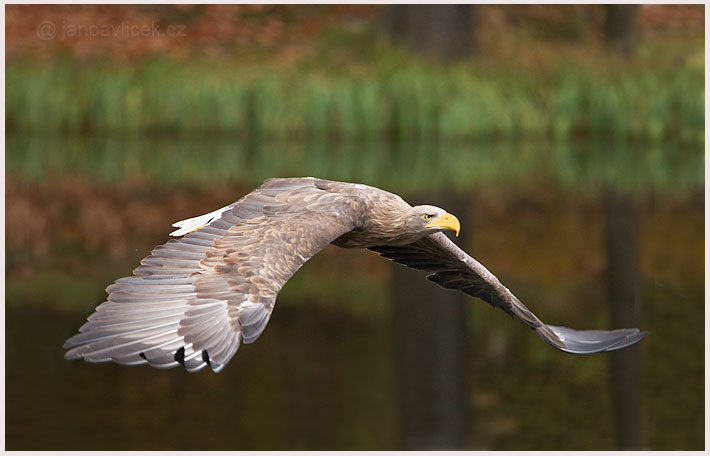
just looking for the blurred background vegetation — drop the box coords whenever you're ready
[5,4,704,451]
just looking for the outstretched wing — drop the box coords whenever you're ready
[64,178,363,373]
[371,232,647,354]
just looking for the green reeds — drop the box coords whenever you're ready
[6,57,704,142]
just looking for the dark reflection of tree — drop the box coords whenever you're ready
[391,195,469,450]
[603,190,642,450]
[602,4,643,449]
[382,7,476,445]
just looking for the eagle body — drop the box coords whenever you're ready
[64,177,646,373]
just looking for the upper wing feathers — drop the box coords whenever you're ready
[371,232,647,354]
[64,178,363,372]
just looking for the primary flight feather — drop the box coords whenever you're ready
[64,177,646,373]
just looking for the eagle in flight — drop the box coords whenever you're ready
[64,177,646,373]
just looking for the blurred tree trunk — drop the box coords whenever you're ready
[603,5,643,450]
[604,5,640,55]
[603,190,642,450]
[392,195,469,449]
[385,5,476,60]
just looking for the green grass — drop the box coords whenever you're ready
[6,56,704,143]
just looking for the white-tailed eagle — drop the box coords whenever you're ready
[64,177,646,373]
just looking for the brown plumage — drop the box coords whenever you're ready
[64,177,646,373]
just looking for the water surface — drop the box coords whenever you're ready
[5,136,704,450]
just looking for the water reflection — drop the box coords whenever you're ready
[5,136,704,450]
[6,135,703,197]
[7,304,397,450]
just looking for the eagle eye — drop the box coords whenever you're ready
[424,214,433,221]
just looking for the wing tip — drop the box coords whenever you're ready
[545,325,648,355]
[604,328,648,351]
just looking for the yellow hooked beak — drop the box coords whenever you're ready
[426,212,461,237]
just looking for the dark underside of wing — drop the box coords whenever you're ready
[371,232,647,354]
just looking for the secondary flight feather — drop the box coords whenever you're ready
[64,177,647,372]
